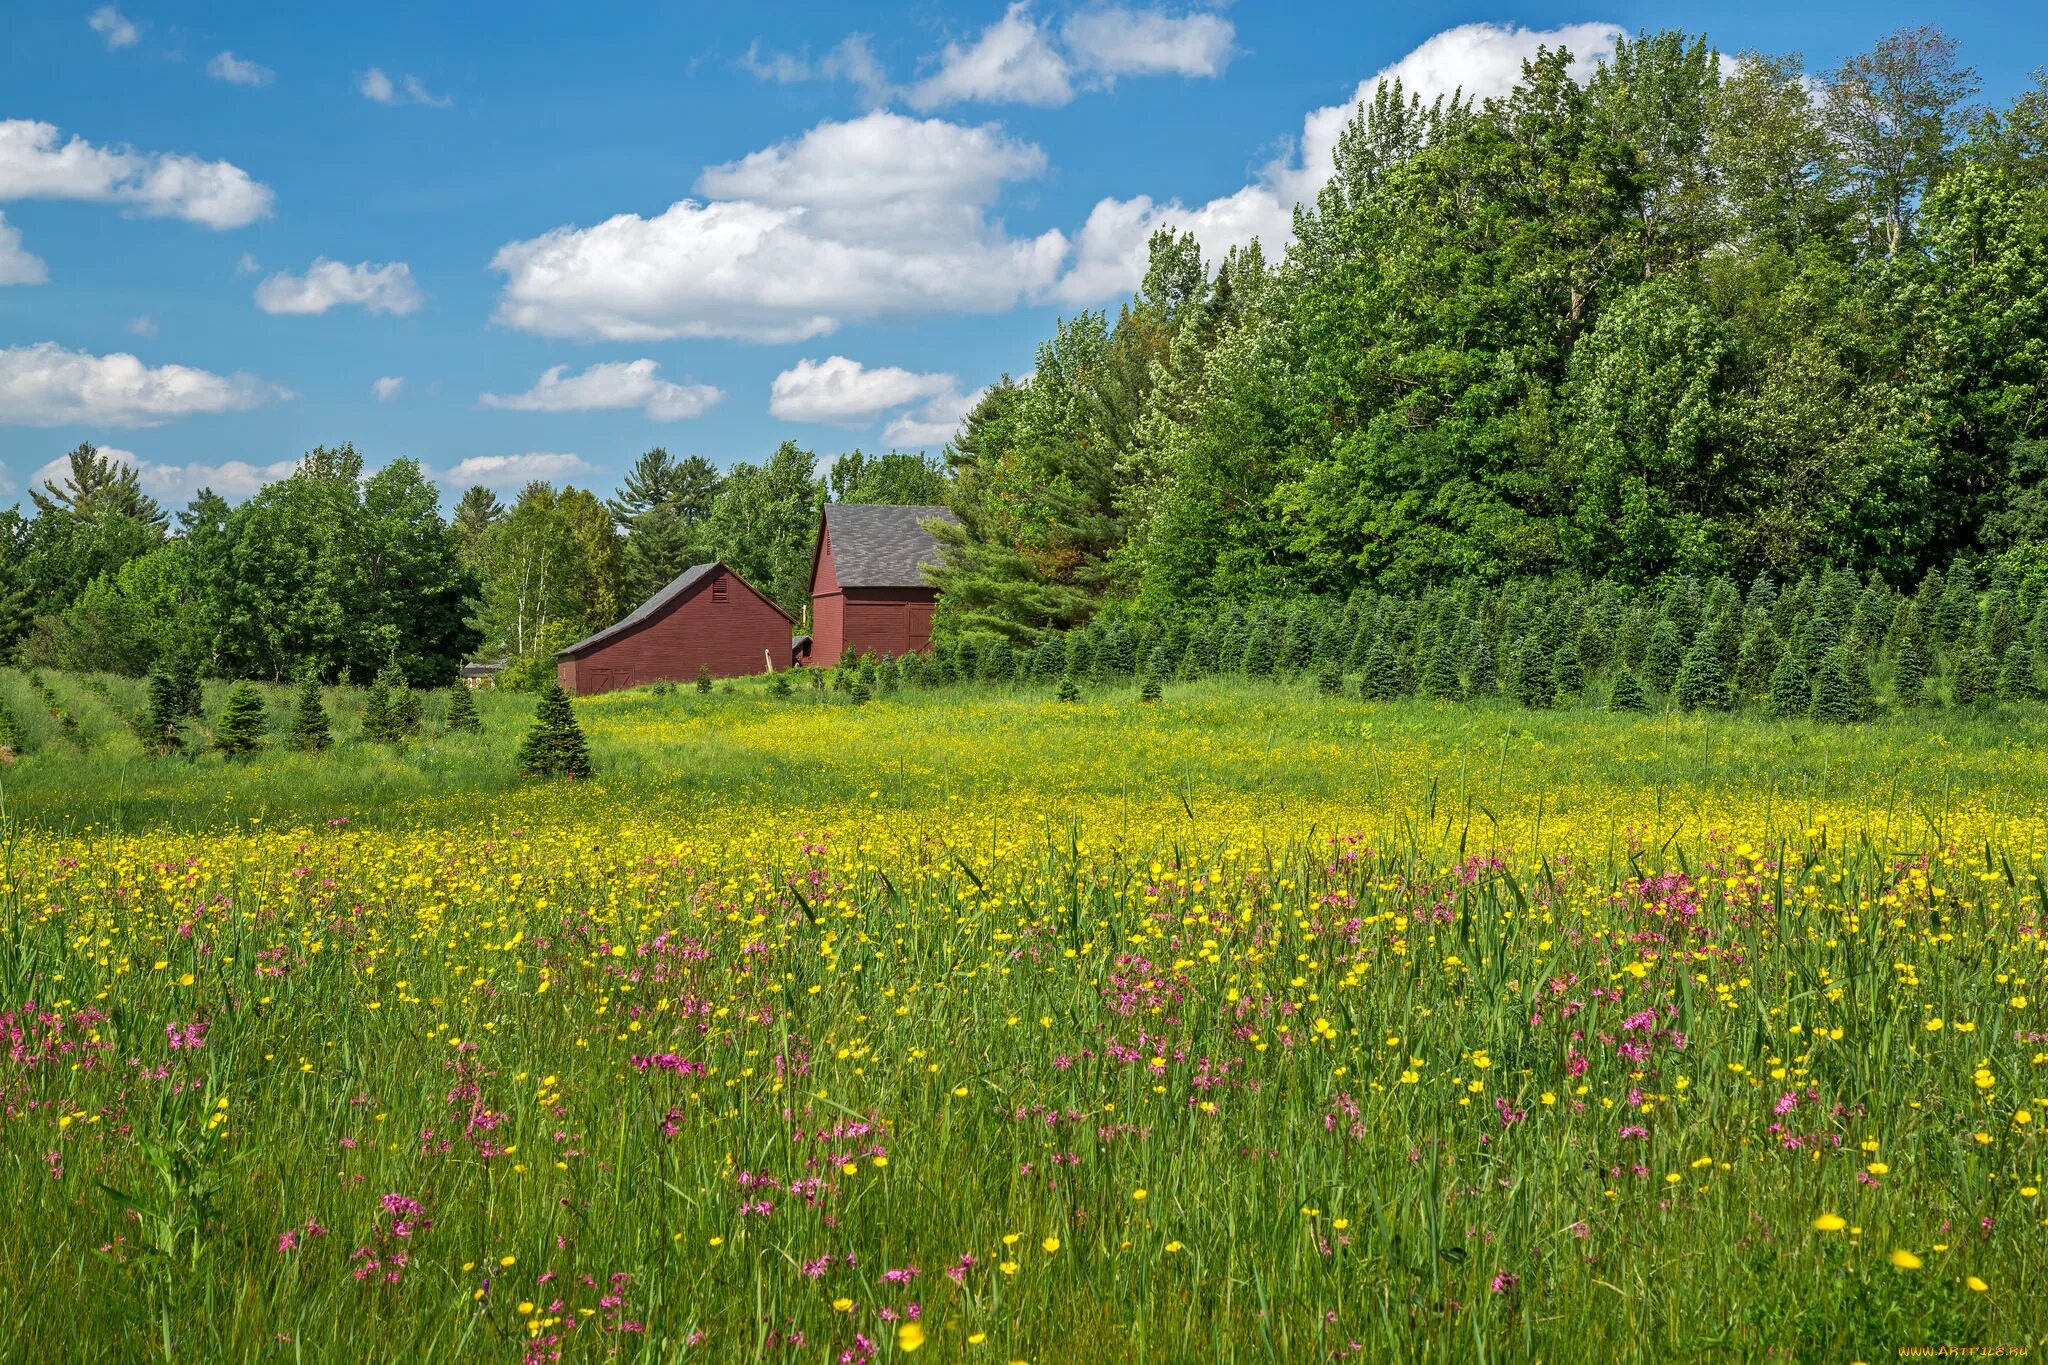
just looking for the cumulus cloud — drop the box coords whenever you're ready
[441,452,590,487]
[359,68,452,107]
[207,51,274,87]
[33,445,298,502]
[254,259,422,316]
[0,342,286,427]
[883,385,985,449]
[1052,21,1623,303]
[908,3,1073,109]
[1061,8,1234,79]
[768,356,957,425]
[0,211,46,285]
[371,375,404,401]
[87,6,138,50]
[480,359,722,422]
[490,111,1065,342]
[0,119,274,229]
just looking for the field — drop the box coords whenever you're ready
[2,669,2045,1362]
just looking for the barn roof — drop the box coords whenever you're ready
[557,562,791,657]
[820,504,958,589]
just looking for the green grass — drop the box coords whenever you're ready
[0,672,2043,1362]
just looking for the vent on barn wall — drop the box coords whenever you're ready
[712,579,729,603]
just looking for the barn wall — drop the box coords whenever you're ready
[842,588,940,659]
[810,525,845,664]
[560,567,791,696]
[557,658,578,692]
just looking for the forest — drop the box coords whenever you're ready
[2,27,2045,693]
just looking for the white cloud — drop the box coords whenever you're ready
[742,35,889,104]
[87,6,138,50]
[0,342,285,428]
[254,258,422,315]
[0,211,46,285]
[207,51,274,87]
[769,356,957,426]
[33,445,298,502]
[359,68,451,107]
[909,3,1073,109]
[480,359,722,422]
[129,314,157,336]
[0,119,274,229]
[371,375,404,401]
[1062,9,1234,79]
[883,385,985,448]
[491,111,1065,342]
[1052,21,1623,303]
[236,251,261,274]
[441,452,590,488]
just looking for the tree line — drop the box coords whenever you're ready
[0,441,945,685]
[928,27,2048,641]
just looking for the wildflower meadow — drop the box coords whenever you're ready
[2,671,2045,1361]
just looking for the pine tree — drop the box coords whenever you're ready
[1422,639,1460,699]
[1055,673,1080,703]
[288,673,333,752]
[1641,619,1683,695]
[1953,644,1997,706]
[1673,638,1730,711]
[214,682,269,757]
[1807,648,1865,723]
[1608,669,1649,713]
[1357,635,1405,701]
[444,682,482,734]
[696,664,713,694]
[516,680,592,779]
[362,672,399,744]
[144,664,185,756]
[1766,653,1809,719]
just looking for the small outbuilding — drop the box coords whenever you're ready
[809,503,957,665]
[556,562,793,696]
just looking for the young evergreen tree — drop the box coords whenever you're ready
[1357,634,1405,701]
[1953,643,1998,706]
[391,676,423,737]
[769,670,793,698]
[444,682,482,733]
[1673,638,1730,711]
[1734,624,1779,699]
[981,637,1016,683]
[1551,636,1585,699]
[1465,636,1497,695]
[1607,668,1650,712]
[214,682,269,757]
[288,673,333,752]
[1808,647,1866,723]
[1997,645,2040,702]
[696,664,713,694]
[1055,673,1080,703]
[1422,639,1460,699]
[516,680,592,779]
[1641,619,1683,695]
[144,664,185,756]
[1514,638,1555,709]
[1766,653,1810,719]
[1893,629,1933,706]
[1139,671,1163,703]
[1241,622,1278,679]
[362,672,400,744]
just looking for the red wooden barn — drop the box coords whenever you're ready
[809,504,957,664]
[556,562,793,696]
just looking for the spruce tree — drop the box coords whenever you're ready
[981,637,1016,684]
[1465,636,1497,696]
[1316,658,1343,696]
[516,680,592,779]
[1997,645,2040,702]
[1422,639,1460,699]
[1766,653,1809,719]
[1241,622,1278,679]
[1607,668,1649,713]
[1055,673,1080,703]
[1551,637,1584,700]
[697,664,714,694]
[1734,624,1779,699]
[1673,638,1730,712]
[214,682,269,757]
[1139,672,1163,703]
[1953,644,1997,706]
[288,673,333,752]
[1641,619,1683,695]
[1357,635,1405,701]
[1807,648,1865,724]
[444,682,482,734]
[362,672,399,744]
[1892,630,1932,707]
[769,670,793,699]
[392,680,423,737]
[144,664,185,756]
[1513,638,1555,710]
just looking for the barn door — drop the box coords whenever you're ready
[906,602,934,653]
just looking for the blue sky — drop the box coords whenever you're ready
[2,1,2043,511]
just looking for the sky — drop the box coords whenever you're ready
[1,1,2043,512]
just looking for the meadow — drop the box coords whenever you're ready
[1,667,2045,1362]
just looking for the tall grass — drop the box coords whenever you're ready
[0,673,2041,1360]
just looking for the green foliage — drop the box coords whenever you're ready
[287,674,332,753]
[515,680,592,779]
[1674,638,1730,711]
[1608,668,1650,712]
[1356,634,1405,701]
[213,683,269,757]
[1055,674,1080,704]
[444,683,482,735]
[144,665,184,756]
[1808,647,1868,723]
[769,670,793,699]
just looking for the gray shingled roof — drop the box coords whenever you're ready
[822,504,957,589]
[558,562,790,656]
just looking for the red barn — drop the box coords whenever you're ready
[809,504,957,665]
[556,562,793,695]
